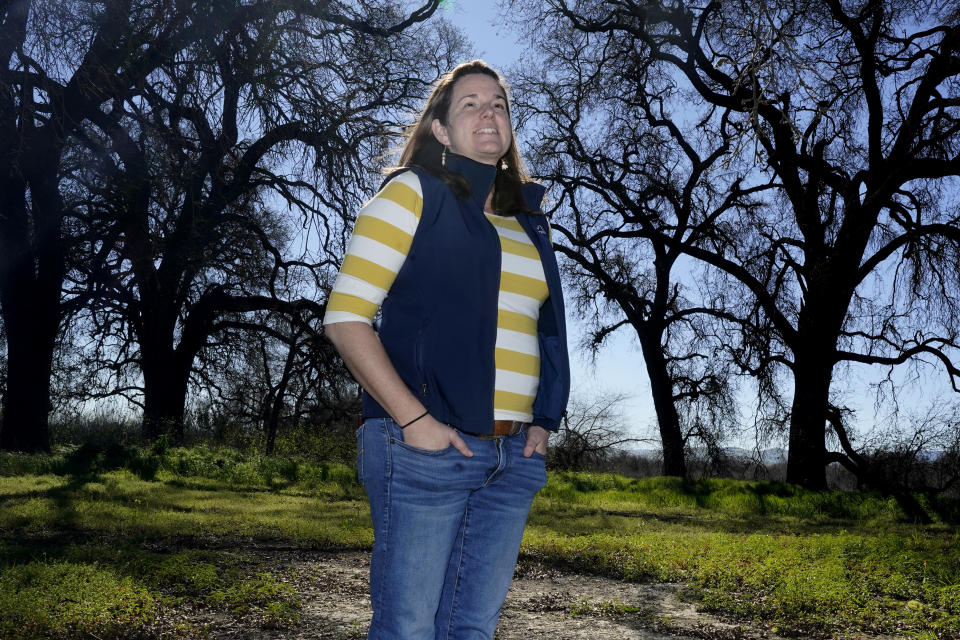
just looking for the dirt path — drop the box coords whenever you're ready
[202,550,780,640]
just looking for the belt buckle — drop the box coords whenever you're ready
[492,420,526,437]
[464,421,528,439]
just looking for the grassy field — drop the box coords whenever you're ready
[0,443,958,639]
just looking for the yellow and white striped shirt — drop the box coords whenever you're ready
[484,212,549,421]
[323,171,549,422]
[323,172,424,325]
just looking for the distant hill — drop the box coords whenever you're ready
[621,446,788,466]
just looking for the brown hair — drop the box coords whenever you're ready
[394,59,533,215]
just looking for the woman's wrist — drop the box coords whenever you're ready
[400,411,429,429]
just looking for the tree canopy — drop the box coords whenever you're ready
[513,0,960,487]
[0,0,458,449]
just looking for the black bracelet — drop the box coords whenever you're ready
[400,411,429,428]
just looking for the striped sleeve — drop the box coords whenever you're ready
[323,172,423,325]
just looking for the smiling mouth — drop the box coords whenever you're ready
[474,128,498,134]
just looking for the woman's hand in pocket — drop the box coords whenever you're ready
[402,415,473,457]
[522,425,550,457]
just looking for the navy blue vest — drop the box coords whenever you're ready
[361,153,570,433]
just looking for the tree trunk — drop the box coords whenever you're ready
[786,348,833,490]
[0,300,57,452]
[638,331,687,477]
[265,339,299,455]
[140,346,190,444]
[785,258,853,491]
[0,174,61,453]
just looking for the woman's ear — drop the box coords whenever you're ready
[431,118,450,146]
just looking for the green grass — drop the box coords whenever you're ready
[0,444,367,639]
[1,447,959,639]
[0,539,303,639]
[0,560,160,639]
[525,474,960,637]
[568,597,647,618]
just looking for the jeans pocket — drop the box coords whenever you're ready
[392,438,455,456]
[518,448,548,492]
[385,418,455,456]
[389,437,465,493]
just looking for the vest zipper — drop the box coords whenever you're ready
[488,210,502,420]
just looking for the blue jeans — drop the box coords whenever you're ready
[356,418,548,640]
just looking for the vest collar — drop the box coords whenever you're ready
[445,152,497,211]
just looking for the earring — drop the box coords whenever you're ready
[441,146,447,167]
[500,159,508,171]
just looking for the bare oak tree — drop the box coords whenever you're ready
[72,4,460,442]
[513,8,759,476]
[0,0,447,449]
[517,0,960,489]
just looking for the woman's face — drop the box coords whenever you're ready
[431,73,512,166]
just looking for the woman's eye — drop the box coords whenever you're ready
[494,103,507,110]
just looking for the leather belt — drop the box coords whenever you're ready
[493,420,527,436]
[459,421,529,439]
[460,420,528,439]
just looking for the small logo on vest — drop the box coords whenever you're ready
[536,224,546,235]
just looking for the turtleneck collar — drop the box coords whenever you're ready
[444,152,498,211]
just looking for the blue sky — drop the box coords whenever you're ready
[438,1,520,68]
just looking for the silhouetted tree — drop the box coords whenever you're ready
[551,391,643,470]
[0,0,447,449]
[832,400,960,498]
[516,0,960,489]
[182,305,358,452]
[513,10,758,476]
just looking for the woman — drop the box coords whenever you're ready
[323,59,569,640]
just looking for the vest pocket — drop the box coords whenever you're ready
[534,335,565,419]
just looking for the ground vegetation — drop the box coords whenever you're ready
[1,446,957,639]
